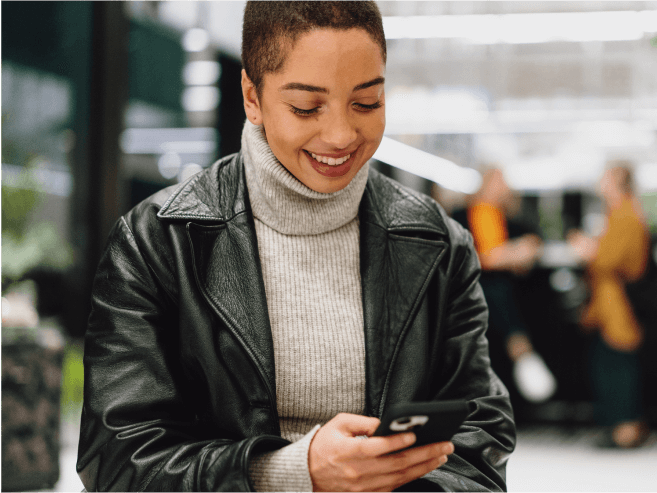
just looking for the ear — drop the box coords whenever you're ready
[241,69,263,125]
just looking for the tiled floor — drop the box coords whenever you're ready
[507,425,657,491]
[53,416,84,493]
[53,420,657,492]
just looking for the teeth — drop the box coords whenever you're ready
[310,152,351,166]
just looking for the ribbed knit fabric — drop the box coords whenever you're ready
[242,121,367,492]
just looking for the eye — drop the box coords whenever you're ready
[289,105,320,116]
[353,101,383,112]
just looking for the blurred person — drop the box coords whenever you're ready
[568,161,651,448]
[76,2,514,491]
[453,168,556,404]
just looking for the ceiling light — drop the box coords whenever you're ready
[182,86,220,112]
[383,10,657,44]
[182,28,210,52]
[158,152,182,180]
[373,137,482,194]
[183,61,221,86]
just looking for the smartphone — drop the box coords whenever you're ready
[373,400,470,447]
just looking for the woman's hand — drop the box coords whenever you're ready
[308,413,454,492]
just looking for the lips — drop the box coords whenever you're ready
[304,149,356,178]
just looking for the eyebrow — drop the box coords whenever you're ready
[279,76,385,94]
[353,76,385,92]
[280,82,328,93]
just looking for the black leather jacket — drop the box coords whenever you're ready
[77,153,515,492]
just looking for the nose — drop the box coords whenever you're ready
[321,107,357,150]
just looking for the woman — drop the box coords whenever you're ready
[77,2,515,491]
[568,162,651,448]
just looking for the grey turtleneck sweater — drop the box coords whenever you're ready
[241,121,368,491]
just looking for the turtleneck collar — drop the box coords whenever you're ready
[241,120,369,235]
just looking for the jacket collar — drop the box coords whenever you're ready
[159,153,449,418]
[157,152,448,236]
[157,153,250,223]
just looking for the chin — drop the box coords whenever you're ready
[306,166,364,194]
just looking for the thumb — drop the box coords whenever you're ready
[332,413,381,437]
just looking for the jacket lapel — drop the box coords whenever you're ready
[359,174,448,417]
[186,216,277,406]
[159,154,278,412]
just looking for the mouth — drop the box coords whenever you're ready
[307,151,352,166]
[303,149,357,178]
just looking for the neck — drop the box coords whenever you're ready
[606,191,629,211]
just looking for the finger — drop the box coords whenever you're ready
[355,432,417,457]
[365,454,448,492]
[333,413,382,437]
[401,440,454,458]
[398,442,454,463]
[376,441,453,474]
[393,455,449,490]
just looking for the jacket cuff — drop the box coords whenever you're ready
[248,425,321,492]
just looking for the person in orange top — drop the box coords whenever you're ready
[465,168,556,403]
[468,170,543,277]
[568,162,650,448]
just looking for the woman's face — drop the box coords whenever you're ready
[242,28,386,193]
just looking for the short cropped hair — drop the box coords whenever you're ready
[242,1,386,96]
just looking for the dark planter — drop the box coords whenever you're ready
[2,326,64,492]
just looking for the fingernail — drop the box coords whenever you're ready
[440,455,448,464]
[404,433,416,445]
[443,443,454,454]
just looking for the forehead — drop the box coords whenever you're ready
[268,28,385,82]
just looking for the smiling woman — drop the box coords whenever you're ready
[76,2,515,492]
[241,28,385,192]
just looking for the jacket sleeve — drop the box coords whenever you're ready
[76,217,288,492]
[402,223,516,492]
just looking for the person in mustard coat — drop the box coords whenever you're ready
[568,161,651,448]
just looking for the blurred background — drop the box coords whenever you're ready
[2,1,656,491]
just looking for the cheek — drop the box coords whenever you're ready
[281,123,316,154]
[364,108,386,131]
[364,115,386,146]
[266,121,311,164]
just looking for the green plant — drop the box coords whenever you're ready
[640,192,657,236]
[60,341,84,419]
[1,163,73,291]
